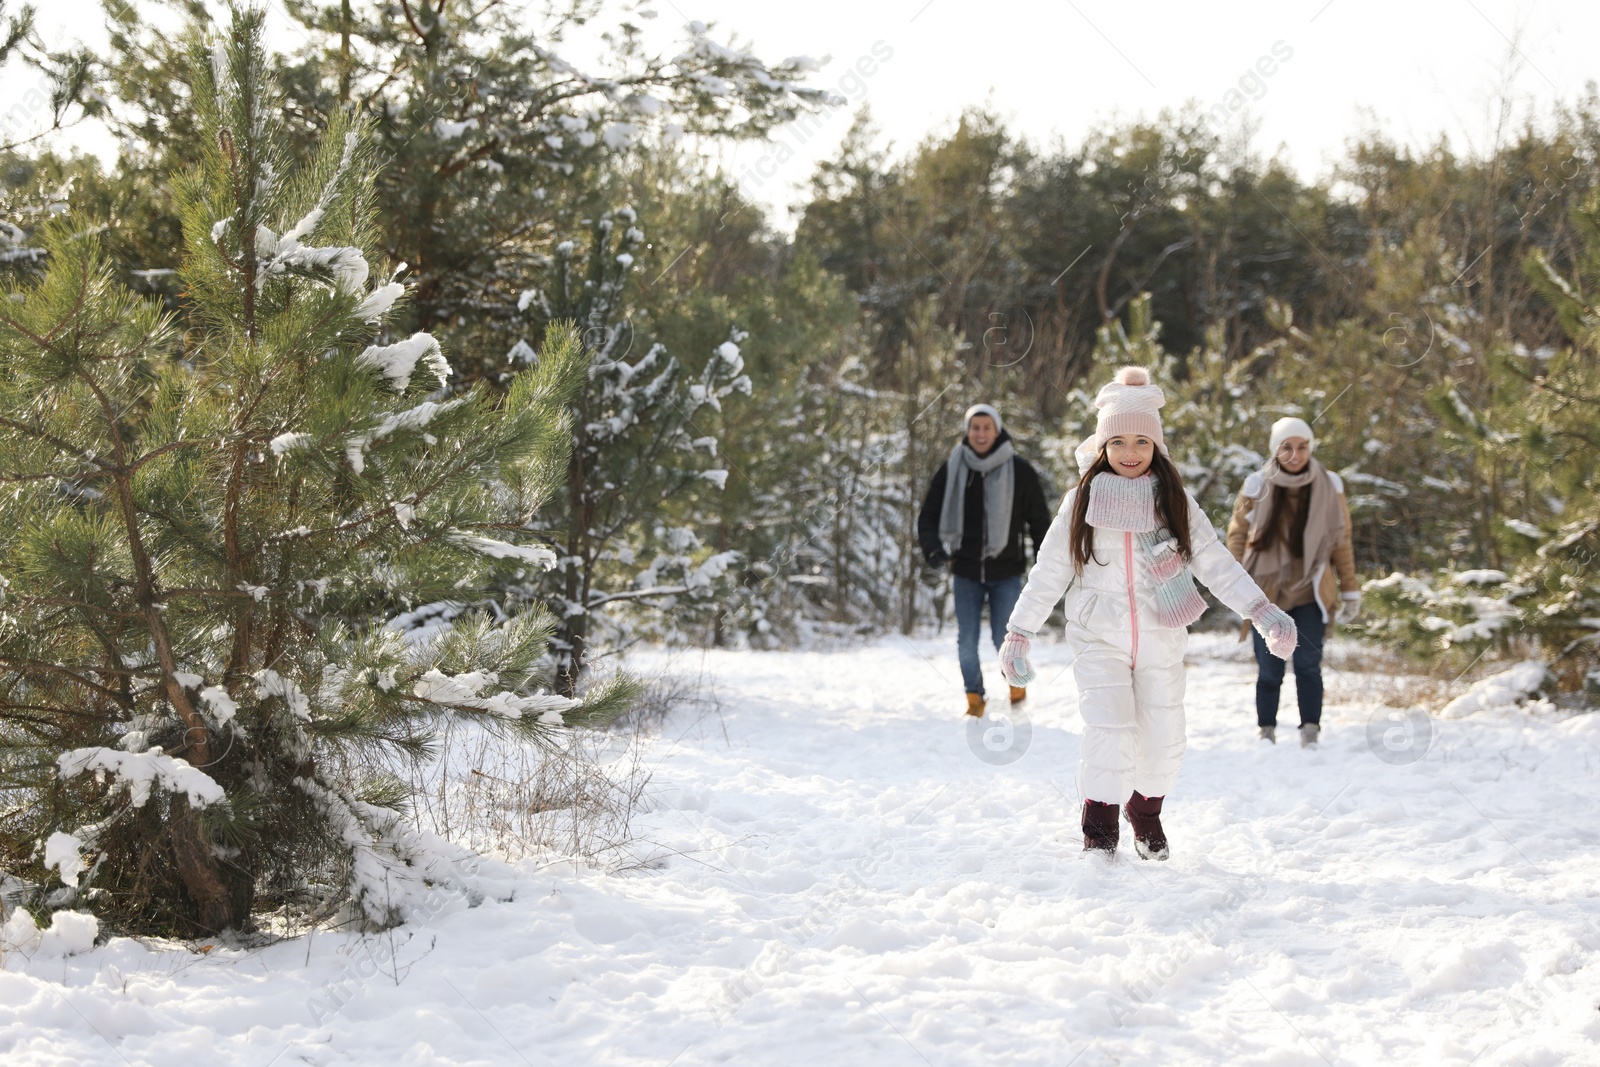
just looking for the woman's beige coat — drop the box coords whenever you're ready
[1225,468,1359,638]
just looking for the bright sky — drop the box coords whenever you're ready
[5,1,1596,232]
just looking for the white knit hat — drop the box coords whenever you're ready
[1074,366,1168,473]
[964,403,1002,435]
[1269,416,1315,457]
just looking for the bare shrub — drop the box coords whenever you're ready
[1323,638,1530,711]
[403,661,712,868]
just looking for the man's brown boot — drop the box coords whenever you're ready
[1009,685,1027,703]
[965,692,985,717]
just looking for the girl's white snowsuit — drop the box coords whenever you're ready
[1008,485,1270,803]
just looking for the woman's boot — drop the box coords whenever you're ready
[1123,791,1170,860]
[1082,800,1119,855]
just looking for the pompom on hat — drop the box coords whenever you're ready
[1074,365,1169,473]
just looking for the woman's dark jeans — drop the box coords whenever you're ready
[1251,600,1326,727]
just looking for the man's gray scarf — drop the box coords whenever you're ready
[938,438,1015,560]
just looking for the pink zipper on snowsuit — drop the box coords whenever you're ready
[1124,530,1139,669]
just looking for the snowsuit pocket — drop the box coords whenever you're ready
[1070,592,1100,629]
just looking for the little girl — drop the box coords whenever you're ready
[999,366,1298,859]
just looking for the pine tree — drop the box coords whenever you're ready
[0,8,629,936]
[91,0,842,384]
[1517,187,1600,695]
[517,207,749,691]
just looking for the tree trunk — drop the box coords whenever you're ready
[712,517,728,647]
[339,0,352,104]
[558,425,589,698]
[169,809,238,935]
[900,351,920,635]
[558,543,586,698]
[110,438,240,931]
[833,479,847,623]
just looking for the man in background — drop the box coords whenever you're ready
[918,405,1054,717]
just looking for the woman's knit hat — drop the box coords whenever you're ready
[1269,416,1315,456]
[1074,366,1169,473]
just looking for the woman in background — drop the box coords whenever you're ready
[1226,417,1361,748]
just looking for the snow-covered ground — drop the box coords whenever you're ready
[4,633,1600,1066]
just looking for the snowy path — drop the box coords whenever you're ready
[4,634,1600,1066]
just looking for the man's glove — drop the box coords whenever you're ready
[924,549,950,569]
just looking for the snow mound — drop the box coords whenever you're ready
[3,909,99,957]
[38,911,98,956]
[1439,660,1547,718]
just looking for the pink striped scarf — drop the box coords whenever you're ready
[1085,473,1207,629]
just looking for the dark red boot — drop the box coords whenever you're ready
[1082,800,1119,855]
[1124,791,1170,860]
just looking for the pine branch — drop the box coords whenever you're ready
[585,584,694,608]
[0,416,113,468]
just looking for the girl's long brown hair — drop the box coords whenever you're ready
[1070,447,1194,575]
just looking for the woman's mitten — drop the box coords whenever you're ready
[1337,591,1362,623]
[999,626,1036,687]
[1248,597,1299,659]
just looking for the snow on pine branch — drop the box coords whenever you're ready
[355,281,406,323]
[449,531,558,569]
[57,747,225,808]
[254,668,315,760]
[255,669,312,721]
[45,831,89,887]
[282,131,359,248]
[412,668,574,724]
[294,775,491,925]
[205,126,406,323]
[271,431,313,455]
[357,332,451,391]
[673,26,843,106]
[255,236,370,295]
[684,332,752,416]
[200,685,239,726]
[606,542,740,607]
[345,398,467,474]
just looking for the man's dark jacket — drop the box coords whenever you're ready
[916,431,1054,582]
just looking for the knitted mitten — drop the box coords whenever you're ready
[1336,591,1362,623]
[999,626,1036,687]
[1248,597,1298,659]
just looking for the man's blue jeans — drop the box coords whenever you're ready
[953,574,1022,696]
[1251,600,1327,727]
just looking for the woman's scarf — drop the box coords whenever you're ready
[1085,472,1207,629]
[938,437,1016,560]
[1243,457,1342,602]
